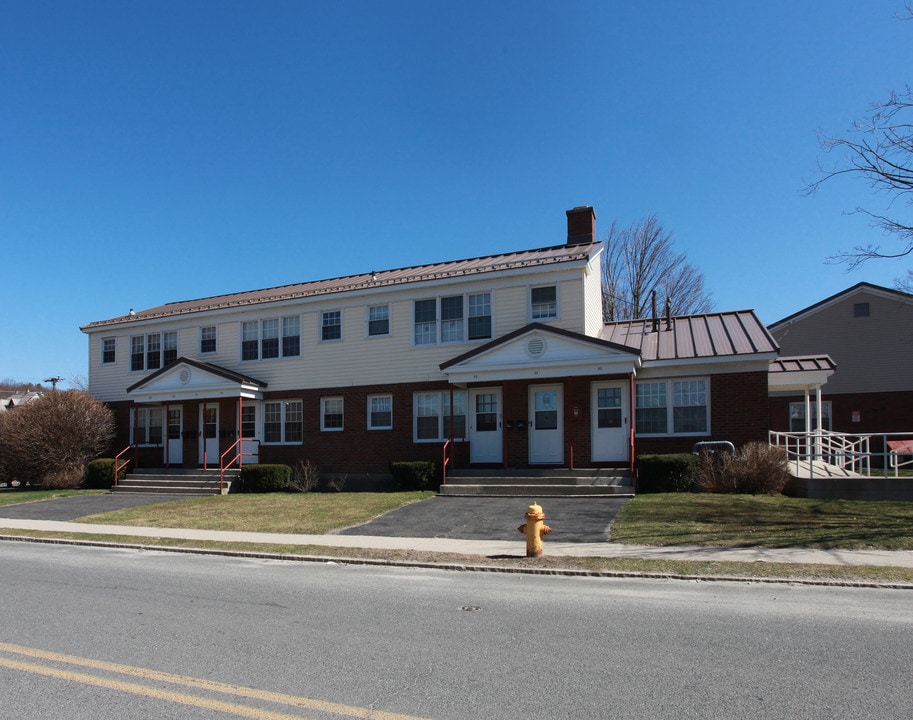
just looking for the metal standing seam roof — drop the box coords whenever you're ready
[769,355,836,374]
[598,310,779,361]
[81,242,601,330]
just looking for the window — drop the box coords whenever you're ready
[368,394,392,430]
[146,333,161,370]
[131,336,145,371]
[262,318,279,359]
[200,326,217,354]
[854,302,870,317]
[468,293,492,340]
[282,316,300,357]
[321,397,344,431]
[440,295,464,343]
[635,378,709,436]
[241,406,256,438]
[414,294,492,345]
[789,401,832,432]
[596,387,622,428]
[531,285,557,320]
[134,407,163,445]
[163,331,177,365]
[367,305,390,337]
[102,338,116,364]
[413,391,466,442]
[264,400,303,444]
[242,318,300,360]
[321,310,342,341]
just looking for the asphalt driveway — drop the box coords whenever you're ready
[0,492,630,544]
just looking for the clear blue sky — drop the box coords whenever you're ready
[2,1,910,388]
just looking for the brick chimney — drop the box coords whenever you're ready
[566,205,596,245]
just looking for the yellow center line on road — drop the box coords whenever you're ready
[0,642,433,720]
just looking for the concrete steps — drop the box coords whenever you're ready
[439,468,633,497]
[115,468,239,495]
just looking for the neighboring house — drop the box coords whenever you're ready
[81,206,787,478]
[0,391,42,412]
[768,282,913,435]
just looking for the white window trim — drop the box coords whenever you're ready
[412,293,493,347]
[321,396,344,432]
[320,309,343,343]
[789,400,832,432]
[129,332,177,372]
[102,337,117,365]
[133,407,164,446]
[366,304,391,338]
[412,390,467,443]
[262,399,303,445]
[200,325,217,354]
[241,317,302,361]
[368,394,393,430]
[529,284,559,321]
[634,377,711,437]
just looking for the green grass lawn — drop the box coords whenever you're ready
[611,493,913,550]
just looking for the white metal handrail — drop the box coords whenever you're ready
[769,430,913,479]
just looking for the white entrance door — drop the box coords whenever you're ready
[591,382,630,462]
[166,406,183,465]
[469,389,502,463]
[199,403,219,466]
[241,403,259,465]
[529,385,563,464]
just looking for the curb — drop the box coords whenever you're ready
[4,533,913,591]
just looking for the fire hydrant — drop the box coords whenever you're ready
[518,501,552,557]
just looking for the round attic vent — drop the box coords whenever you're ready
[526,335,546,358]
[179,368,192,384]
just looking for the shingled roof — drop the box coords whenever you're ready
[599,310,778,361]
[81,241,600,330]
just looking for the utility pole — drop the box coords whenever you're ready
[43,376,62,391]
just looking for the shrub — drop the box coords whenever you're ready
[636,454,698,493]
[289,459,321,493]
[85,458,122,489]
[695,441,789,494]
[390,461,437,490]
[239,464,293,492]
[0,390,114,489]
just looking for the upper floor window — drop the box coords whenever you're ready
[102,337,116,364]
[367,304,390,337]
[241,317,301,361]
[321,310,342,341]
[635,378,709,436]
[131,331,178,371]
[530,286,557,320]
[200,326,217,354]
[853,302,870,317]
[321,397,344,431]
[413,293,492,346]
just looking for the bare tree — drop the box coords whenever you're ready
[805,7,913,275]
[601,214,713,321]
[0,390,114,488]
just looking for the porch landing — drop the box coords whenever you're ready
[439,468,633,497]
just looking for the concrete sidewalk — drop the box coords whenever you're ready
[2,517,913,568]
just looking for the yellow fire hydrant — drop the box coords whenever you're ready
[518,501,552,557]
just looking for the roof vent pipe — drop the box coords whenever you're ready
[665,297,672,331]
[651,291,659,332]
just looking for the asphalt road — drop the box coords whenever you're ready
[2,542,911,720]
[0,492,630,543]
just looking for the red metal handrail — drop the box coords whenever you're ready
[442,439,452,485]
[113,444,135,489]
[219,438,260,493]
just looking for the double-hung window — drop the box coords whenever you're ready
[131,332,178,371]
[321,397,344,431]
[530,285,558,320]
[102,338,116,364]
[134,407,163,445]
[413,391,466,442]
[200,326,217,354]
[264,400,303,443]
[131,336,145,371]
[789,401,831,432]
[414,293,492,346]
[321,310,342,341]
[368,394,393,430]
[635,378,709,436]
[367,305,390,337]
[242,317,301,360]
